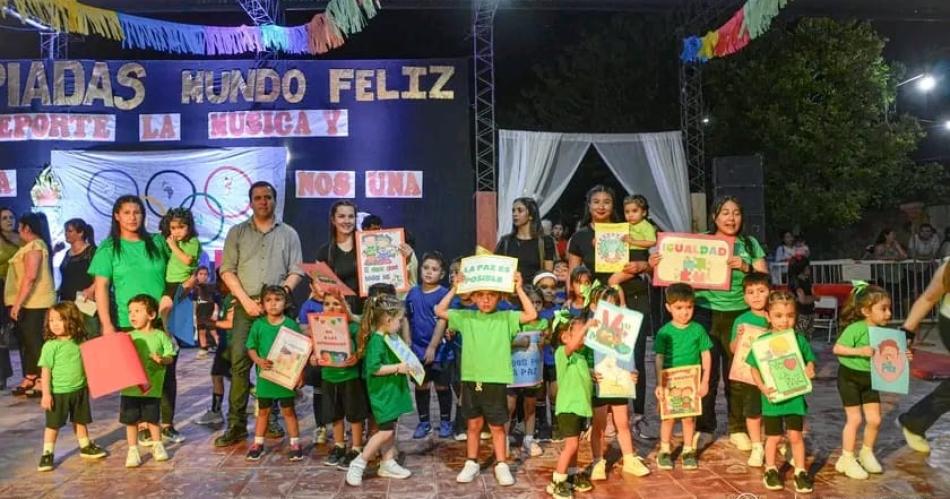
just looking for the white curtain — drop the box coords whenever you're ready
[497,130,691,235]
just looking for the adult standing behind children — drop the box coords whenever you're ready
[495,197,555,283]
[316,201,361,314]
[58,219,98,337]
[214,181,304,448]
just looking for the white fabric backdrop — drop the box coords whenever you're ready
[497,130,690,236]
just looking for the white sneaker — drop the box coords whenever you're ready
[125,447,142,468]
[835,454,869,480]
[378,459,412,479]
[494,462,515,486]
[457,460,480,483]
[345,456,367,486]
[858,447,882,474]
[729,432,752,451]
[152,442,169,462]
[747,446,765,467]
[314,426,327,445]
[480,431,491,440]
[590,458,607,481]
[524,437,543,457]
[898,421,931,454]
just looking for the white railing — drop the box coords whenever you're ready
[769,259,943,323]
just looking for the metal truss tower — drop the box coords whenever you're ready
[237,0,282,63]
[472,0,501,192]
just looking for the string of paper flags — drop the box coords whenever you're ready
[680,0,789,63]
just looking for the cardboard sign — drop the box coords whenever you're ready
[583,301,643,362]
[594,350,636,398]
[475,245,493,256]
[653,232,734,291]
[751,330,812,403]
[729,323,768,385]
[870,327,910,395]
[309,312,352,368]
[510,331,542,388]
[383,334,426,385]
[260,326,313,391]
[80,333,149,399]
[593,223,629,273]
[659,365,702,420]
[457,255,518,294]
[355,228,410,297]
[302,261,356,297]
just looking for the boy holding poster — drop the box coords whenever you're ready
[654,284,712,471]
[727,273,771,466]
[435,270,537,487]
[745,291,815,493]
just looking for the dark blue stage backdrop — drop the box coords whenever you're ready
[0,58,473,268]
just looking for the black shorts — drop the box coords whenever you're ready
[731,381,762,418]
[163,281,181,299]
[592,396,627,408]
[764,415,804,436]
[377,419,397,431]
[46,388,93,429]
[257,396,295,409]
[543,365,557,383]
[556,412,588,439]
[460,381,509,426]
[837,365,880,407]
[211,341,231,377]
[322,378,369,423]
[119,396,160,425]
[420,364,451,387]
[506,384,543,398]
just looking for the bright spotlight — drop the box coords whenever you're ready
[917,75,937,92]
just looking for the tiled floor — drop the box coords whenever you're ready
[1,329,947,498]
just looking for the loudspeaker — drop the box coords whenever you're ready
[712,155,767,246]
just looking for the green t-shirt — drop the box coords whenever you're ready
[322,322,361,384]
[835,321,871,371]
[165,237,201,283]
[246,317,303,399]
[37,339,86,394]
[730,310,770,342]
[363,331,414,423]
[554,346,593,417]
[695,235,766,312]
[121,330,175,398]
[629,219,657,244]
[746,331,816,416]
[88,235,168,329]
[521,319,549,333]
[448,309,521,384]
[654,321,713,369]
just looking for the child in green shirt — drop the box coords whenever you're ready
[507,285,547,459]
[120,294,175,468]
[746,291,816,493]
[345,295,414,486]
[728,272,771,466]
[653,283,712,471]
[435,270,537,487]
[37,302,106,472]
[158,208,200,325]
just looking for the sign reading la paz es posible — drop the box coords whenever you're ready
[457,255,518,294]
[653,233,734,291]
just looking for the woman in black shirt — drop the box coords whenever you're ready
[494,197,555,283]
[58,218,99,337]
[315,201,361,313]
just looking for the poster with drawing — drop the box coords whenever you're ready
[870,327,909,395]
[659,365,702,420]
[510,331,543,388]
[729,323,768,385]
[593,223,630,273]
[652,233,734,291]
[383,334,426,385]
[356,228,410,297]
[302,261,356,297]
[750,330,812,403]
[457,255,518,294]
[260,327,313,390]
[309,312,352,368]
[583,300,642,363]
[594,350,636,398]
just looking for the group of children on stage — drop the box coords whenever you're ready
[32,208,913,497]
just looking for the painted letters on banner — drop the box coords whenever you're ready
[208,109,348,139]
[510,331,542,388]
[729,323,767,385]
[295,170,356,199]
[365,171,423,198]
[260,326,313,391]
[0,113,115,141]
[139,113,181,142]
[0,170,15,197]
[310,313,353,368]
[653,232,734,291]
[869,327,910,395]
[457,255,518,294]
[659,365,702,420]
[593,223,629,273]
[750,330,812,403]
[356,228,410,296]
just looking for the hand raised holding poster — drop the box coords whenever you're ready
[356,228,410,297]
[309,312,353,367]
[750,330,812,403]
[870,327,910,394]
[584,300,643,362]
[260,326,313,391]
[653,233,734,291]
[729,323,767,385]
[659,365,702,420]
[457,255,518,294]
[593,223,630,273]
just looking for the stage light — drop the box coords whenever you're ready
[943,120,950,131]
[701,116,710,125]
[918,75,937,92]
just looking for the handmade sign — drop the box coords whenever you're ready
[653,233,734,291]
[594,350,636,398]
[659,365,702,420]
[260,326,313,391]
[593,223,629,273]
[510,331,542,388]
[355,228,410,297]
[383,334,426,385]
[584,301,643,362]
[729,323,768,385]
[457,255,518,294]
[302,261,356,297]
[80,333,149,399]
[309,312,352,368]
[750,330,812,403]
[870,327,910,395]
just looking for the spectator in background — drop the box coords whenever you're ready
[940,227,950,259]
[775,230,809,262]
[541,219,553,237]
[908,224,941,261]
[552,222,569,260]
[793,234,811,259]
[873,228,908,261]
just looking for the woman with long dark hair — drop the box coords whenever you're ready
[0,207,21,390]
[494,197,555,283]
[316,200,360,313]
[5,212,55,397]
[58,218,98,336]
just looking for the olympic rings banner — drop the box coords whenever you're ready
[51,147,287,253]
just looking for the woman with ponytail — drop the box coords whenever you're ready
[58,219,98,336]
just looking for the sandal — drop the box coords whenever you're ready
[11,376,38,397]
